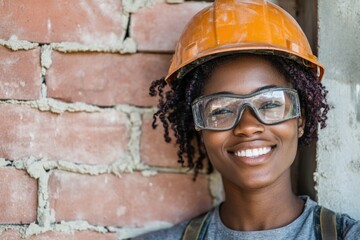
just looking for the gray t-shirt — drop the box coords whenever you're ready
[132,196,360,239]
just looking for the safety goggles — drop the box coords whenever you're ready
[192,87,301,131]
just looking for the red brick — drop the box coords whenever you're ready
[46,52,172,107]
[0,104,129,164]
[0,230,117,240]
[0,230,21,240]
[49,171,212,227]
[0,46,41,100]
[0,168,37,224]
[0,230,20,240]
[131,2,210,52]
[0,0,123,45]
[140,112,179,167]
[140,113,210,170]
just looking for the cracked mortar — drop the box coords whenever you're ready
[0,36,38,50]
[49,39,134,54]
[14,157,53,228]
[116,105,157,168]
[52,159,135,177]
[41,45,52,75]
[32,98,101,114]
[0,225,27,238]
[54,221,109,234]
[25,220,113,238]
[122,0,157,13]
[1,98,102,114]
[0,158,12,167]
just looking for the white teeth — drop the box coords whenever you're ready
[234,147,271,158]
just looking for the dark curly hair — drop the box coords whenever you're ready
[149,54,330,178]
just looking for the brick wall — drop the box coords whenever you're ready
[0,0,219,239]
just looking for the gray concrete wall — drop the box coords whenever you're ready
[317,0,360,219]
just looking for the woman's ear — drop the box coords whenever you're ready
[297,109,306,138]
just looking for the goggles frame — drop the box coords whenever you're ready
[192,87,301,131]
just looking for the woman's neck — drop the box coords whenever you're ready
[219,173,304,231]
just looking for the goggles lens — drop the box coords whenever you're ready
[192,87,301,130]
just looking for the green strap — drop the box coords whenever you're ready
[320,207,338,239]
[182,211,211,240]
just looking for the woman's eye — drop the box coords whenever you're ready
[210,108,233,116]
[259,101,283,110]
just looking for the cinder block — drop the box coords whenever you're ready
[0,46,41,100]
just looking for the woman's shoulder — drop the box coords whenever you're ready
[336,211,360,239]
[306,196,360,239]
[288,196,360,239]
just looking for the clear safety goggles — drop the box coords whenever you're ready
[192,87,301,131]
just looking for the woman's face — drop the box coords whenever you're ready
[201,55,304,191]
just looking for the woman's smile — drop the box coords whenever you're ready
[227,140,275,165]
[233,146,272,158]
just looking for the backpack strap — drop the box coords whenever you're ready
[182,211,212,240]
[314,205,342,240]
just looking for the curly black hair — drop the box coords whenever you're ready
[149,54,330,178]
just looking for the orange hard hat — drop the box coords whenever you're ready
[166,0,324,84]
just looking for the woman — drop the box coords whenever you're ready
[134,0,360,239]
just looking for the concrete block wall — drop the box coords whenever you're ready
[317,0,360,219]
[0,0,220,239]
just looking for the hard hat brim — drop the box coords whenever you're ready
[166,44,324,84]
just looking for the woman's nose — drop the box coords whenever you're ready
[232,107,265,137]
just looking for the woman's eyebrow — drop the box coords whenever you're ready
[213,91,232,95]
[252,85,279,93]
[206,85,281,96]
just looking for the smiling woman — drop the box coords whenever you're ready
[201,56,303,193]
[132,0,360,239]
